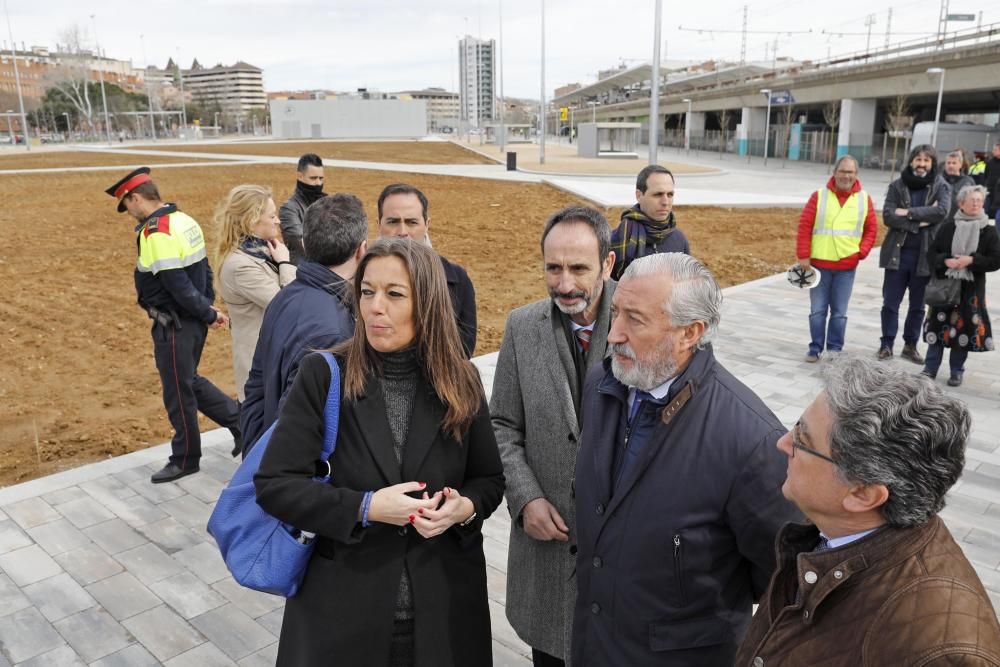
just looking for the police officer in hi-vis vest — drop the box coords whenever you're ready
[795,155,878,363]
[106,167,241,483]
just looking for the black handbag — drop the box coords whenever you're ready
[924,275,961,308]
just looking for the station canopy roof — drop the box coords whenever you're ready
[551,62,774,108]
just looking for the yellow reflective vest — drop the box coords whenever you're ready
[810,189,869,261]
[136,210,207,275]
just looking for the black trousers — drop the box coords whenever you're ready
[151,319,239,470]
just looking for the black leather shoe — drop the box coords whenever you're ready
[877,346,893,360]
[947,372,964,387]
[151,462,199,484]
[901,344,924,364]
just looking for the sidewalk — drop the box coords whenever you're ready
[1,257,997,665]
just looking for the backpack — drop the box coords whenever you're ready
[207,351,340,597]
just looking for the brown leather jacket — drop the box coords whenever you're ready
[735,517,1000,667]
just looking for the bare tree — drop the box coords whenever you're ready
[884,95,912,179]
[716,109,730,156]
[781,105,796,163]
[822,102,841,165]
[44,25,98,133]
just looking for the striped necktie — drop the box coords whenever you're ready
[575,327,592,354]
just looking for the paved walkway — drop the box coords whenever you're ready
[1,256,998,665]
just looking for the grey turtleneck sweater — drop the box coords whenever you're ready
[378,347,419,621]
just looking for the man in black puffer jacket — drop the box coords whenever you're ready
[877,144,950,364]
[279,153,327,265]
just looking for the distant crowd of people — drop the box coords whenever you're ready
[103,145,1000,666]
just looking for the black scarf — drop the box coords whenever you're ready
[942,172,967,186]
[901,166,934,190]
[296,180,326,205]
[239,236,278,271]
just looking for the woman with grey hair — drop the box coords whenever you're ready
[921,184,1000,386]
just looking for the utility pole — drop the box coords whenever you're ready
[740,5,748,65]
[937,0,949,44]
[864,13,876,54]
[91,14,112,145]
[140,34,156,139]
[648,0,662,165]
[176,49,187,129]
[3,0,30,151]
[539,0,545,165]
[498,0,505,153]
[885,8,893,48]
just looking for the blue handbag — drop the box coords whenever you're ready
[207,352,341,597]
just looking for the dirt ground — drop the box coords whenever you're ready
[0,153,866,487]
[0,151,214,170]
[139,140,494,165]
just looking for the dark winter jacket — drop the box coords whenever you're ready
[879,175,951,277]
[441,255,478,357]
[239,260,353,451]
[571,346,802,667]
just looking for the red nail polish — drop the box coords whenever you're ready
[408,515,415,523]
[419,481,426,487]
[418,508,424,514]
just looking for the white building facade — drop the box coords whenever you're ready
[458,36,496,127]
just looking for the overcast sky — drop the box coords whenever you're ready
[7,0,995,99]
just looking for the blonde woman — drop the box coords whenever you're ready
[215,185,296,402]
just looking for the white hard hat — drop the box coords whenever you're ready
[787,264,821,289]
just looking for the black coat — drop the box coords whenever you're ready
[572,347,802,667]
[254,353,505,666]
[440,255,477,357]
[879,175,951,277]
[924,220,1000,351]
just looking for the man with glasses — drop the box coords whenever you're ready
[571,253,800,666]
[796,155,878,363]
[735,356,1000,666]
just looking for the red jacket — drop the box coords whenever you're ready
[797,177,878,270]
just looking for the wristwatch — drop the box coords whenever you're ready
[459,511,477,527]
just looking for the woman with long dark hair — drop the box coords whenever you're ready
[254,238,504,666]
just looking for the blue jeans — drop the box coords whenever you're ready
[880,248,929,349]
[923,343,968,376]
[808,267,856,355]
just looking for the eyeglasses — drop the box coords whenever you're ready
[790,421,837,464]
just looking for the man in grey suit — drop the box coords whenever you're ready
[491,206,616,666]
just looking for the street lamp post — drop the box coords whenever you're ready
[569,106,574,144]
[760,88,772,166]
[648,0,663,165]
[497,0,505,154]
[3,0,30,151]
[539,0,545,165]
[140,34,156,139]
[91,14,113,145]
[588,101,597,123]
[176,48,187,130]
[927,67,945,148]
[5,110,14,144]
[682,98,692,154]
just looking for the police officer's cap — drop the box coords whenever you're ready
[105,166,153,213]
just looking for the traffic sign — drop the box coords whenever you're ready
[946,13,975,21]
[768,90,796,104]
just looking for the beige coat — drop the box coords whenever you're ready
[218,250,296,400]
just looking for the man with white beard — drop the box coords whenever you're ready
[492,206,616,666]
[570,252,801,667]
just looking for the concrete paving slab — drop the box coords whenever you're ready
[55,496,117,530]
[0,607,65,663]
[16,644,86,667]
[0,544,62,587]
[52,607,132,663]
[150,572,228,620]
[83,518,148,555]
[85,571,162,621]
[113,543,185,586]
[1,497,61,531]
[88,643,160,667]
[189,604,275,662]
[136,516,206,554]
[164,641,238,667]
[121,605,204,662]
[0,573,32,618]
[22,572,96,622]
[237,643,278,667]
[52,544,124,587]
[26,518,92,557]
[0,519,33,555]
